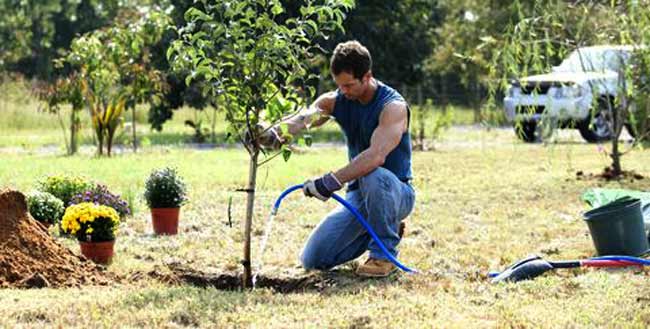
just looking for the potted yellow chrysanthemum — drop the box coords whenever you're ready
[61,202,120,264]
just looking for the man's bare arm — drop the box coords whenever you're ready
[284,91,336,135]
[333,101,408,184]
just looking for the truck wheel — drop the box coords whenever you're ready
[514,120,538,142]
[578,98,613,143]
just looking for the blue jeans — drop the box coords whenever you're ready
[300,167,416,270]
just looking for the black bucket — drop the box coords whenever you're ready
[583,197,649,256]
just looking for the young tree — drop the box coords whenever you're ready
[491,0,650,177]
[35,74,85,155]
[48,8,170,156]
[169,0,353,287]
[58,33,126,156]
[105,9,171,152]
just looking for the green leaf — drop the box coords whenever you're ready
[185,72,195,86]
[166,43,177,61]
[279,123,289,135]
[271,4,284,16]
[339,0,355,8]
[305,20,318,35]
[185,8,211,22]
[282,148,292,162]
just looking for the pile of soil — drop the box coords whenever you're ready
[0,190,111,288]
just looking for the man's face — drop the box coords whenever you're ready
[333,71,370,100]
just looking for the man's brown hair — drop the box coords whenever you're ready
[330,40,372,80]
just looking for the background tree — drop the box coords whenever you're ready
[428,0,525,121]
[147,0,215,132]
[52,7,170,156]
[325,0,441,88]
[170,0,353,287]
[0,0,123,79]
[490,0,650,177]
[34,75,85,155]
[107,9,171,152]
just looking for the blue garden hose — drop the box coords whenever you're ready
[273,184,417,273]
[590,255,650,265]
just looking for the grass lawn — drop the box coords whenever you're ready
[0,80,476,151]
[1,123,650,327]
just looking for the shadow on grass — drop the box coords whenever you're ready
[130,263,401,294]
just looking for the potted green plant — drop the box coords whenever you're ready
[60,202,120,264]
[26,191,65,228]
[144,167,188,235]
[36,174,93,207]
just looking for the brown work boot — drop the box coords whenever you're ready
[355,258,397,277]
[398,221,406,239]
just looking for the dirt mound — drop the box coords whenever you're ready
[0,190,112,288]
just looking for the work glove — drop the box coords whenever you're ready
[258,125,284,150]
[303,172,343,201]
[246,123,284,150]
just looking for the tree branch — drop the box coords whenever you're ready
[257,149,284,167]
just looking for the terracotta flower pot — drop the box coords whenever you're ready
[79,240,115,264]
[151,207,180,235]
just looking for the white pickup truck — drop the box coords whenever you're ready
[503,45,638,143]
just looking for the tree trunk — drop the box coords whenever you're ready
[107,129,115,157]
[132,107,137,153]
[0,76,5,125]
[97,130,104,156]
[70,108,79,155]
[416,84,425,151]
[610,140,622,175]
[609,73,627,177]
[211,105,218,144]
[242,150,259,288]
[610,101,624,176]
[472,81,481,124]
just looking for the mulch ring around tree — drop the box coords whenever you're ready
[0,190,115,289]
[129,264,353,293]
[576,167,645,182]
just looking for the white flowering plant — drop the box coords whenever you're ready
[26,191,65,225]
[143,167,188,208]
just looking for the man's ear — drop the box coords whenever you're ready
[362,71,372,83]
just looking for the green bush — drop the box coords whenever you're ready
[431,106,454,141]
[37,174,93,206]
[410,100,455,149]
[144,167,188,208]
[26,191,65,225]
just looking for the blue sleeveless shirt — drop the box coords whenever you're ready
[332,80,413,191]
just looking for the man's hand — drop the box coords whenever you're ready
[255,123,284,150]
[303,172,343,201]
